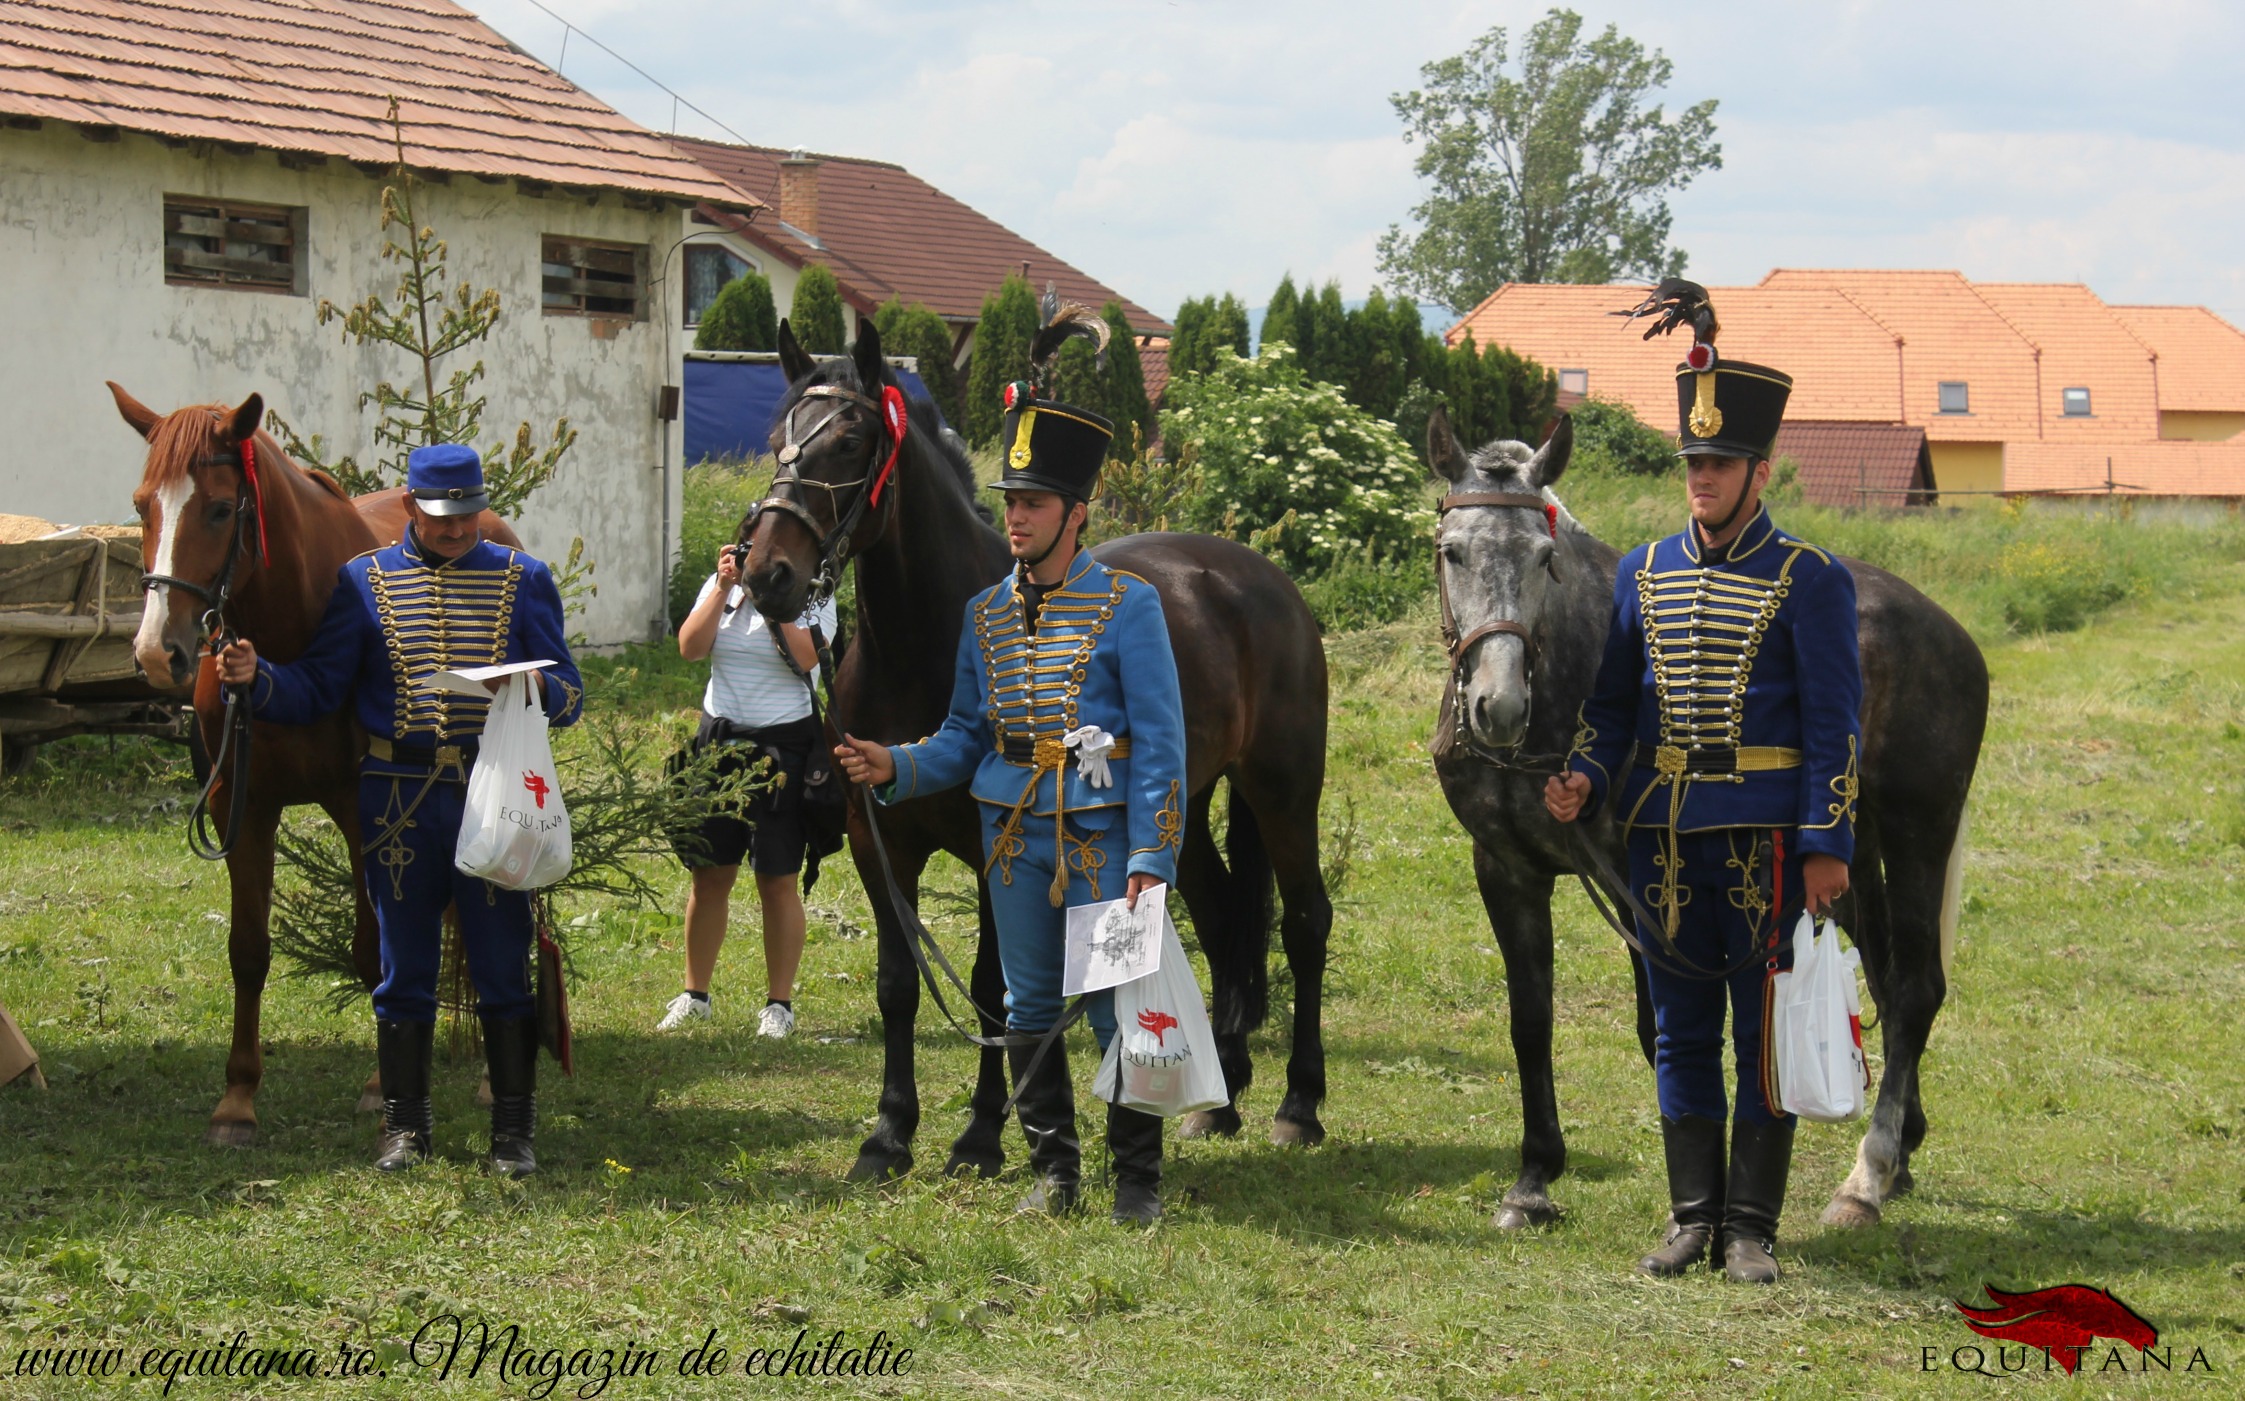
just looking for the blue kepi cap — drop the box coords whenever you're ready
[406,443,488,516]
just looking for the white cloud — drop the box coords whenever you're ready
[464,1,2245,326]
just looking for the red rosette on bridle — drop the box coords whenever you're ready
[870,385,908,506]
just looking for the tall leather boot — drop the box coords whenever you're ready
[1722,1116,1796,1284]
[374,1019,433,1171]
[1006,1039,1080,1215]
[1636,1115,1725,1276]
[481,1014,539,1178]
[1107,1102,1164,1225]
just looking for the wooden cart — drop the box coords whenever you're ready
[0,531,189,774]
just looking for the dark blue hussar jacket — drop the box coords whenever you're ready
[1567,506,1862,862]
[248,533,583,776]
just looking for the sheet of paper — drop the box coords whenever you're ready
[1063,883,1166,996]
[417,659,556,697]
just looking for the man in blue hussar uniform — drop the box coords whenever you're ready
[1544,323,1862,1283]
[833,382,1189,1225]
[216,444,583,1177]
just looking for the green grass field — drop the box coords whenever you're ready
[4,492,2243,1398]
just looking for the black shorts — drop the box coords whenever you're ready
[668,713,821,877]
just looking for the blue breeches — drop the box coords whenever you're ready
[358,774,534,1025]
[1630,827,1802,1126]
[980,804,1127,1048]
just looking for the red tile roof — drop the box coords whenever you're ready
[0,0,752,204]
[1759,270,2039,440]
[2106,304,2245,413]
[2004,441,2245,497]
[1139,338,1170,408]
[1970,283,2159,440]
[1449,283,1906,429]
[1771,421,1934,507]
[673,135,1165,335]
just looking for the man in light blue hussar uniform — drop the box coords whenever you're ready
[217,444,583,1178]
[835,380,1189,1224]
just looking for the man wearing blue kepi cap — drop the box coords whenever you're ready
[833,303,1189,1225]
[217,443,583,1177]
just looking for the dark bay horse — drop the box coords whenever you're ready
[113,383,516,1145]
[1427,408,1985,1231]
[741,322,1335,1181]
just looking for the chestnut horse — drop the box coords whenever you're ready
[113,383,517,1146]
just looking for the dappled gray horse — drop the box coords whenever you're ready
[1428,408,1986,1231]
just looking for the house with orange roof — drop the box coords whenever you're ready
[0,0,761,642]
[1449,272,2245,503]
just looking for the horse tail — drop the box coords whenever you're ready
[1212,782,1275,1036]
[1938,796,1970,980]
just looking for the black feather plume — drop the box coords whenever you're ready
[1028,282,1110,392]
[1610,278,1720,344]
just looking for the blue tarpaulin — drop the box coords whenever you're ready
[683,354,940,464]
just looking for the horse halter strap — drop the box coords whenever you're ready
[1435,490,1559,663]
[750,383,908,598]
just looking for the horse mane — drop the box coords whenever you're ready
[142,404,230,486]
[1466,437,1586,535]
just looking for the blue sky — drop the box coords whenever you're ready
[464,1,2245,328]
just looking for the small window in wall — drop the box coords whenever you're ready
[1937,380,1971,414]
[684,243,753,326]
[542,236,648,318]
[2062,386,2092,417]
[1558,368,1589,396]
[163,197,303,293]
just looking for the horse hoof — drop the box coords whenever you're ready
[1820,1194,1881,1229]
[1492,1197,1559,1231]
[1269,1116,1325,1147]
[847,1148,912,1184]
[941,1150,1003,1180]
[204,1121,256,1149]
[1177,1106,1242,1140]
[355,1089,383,1115]
[1888,1164,1917,1198]
[475,1074,494,1108]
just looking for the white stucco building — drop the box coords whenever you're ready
[0,0,761,644]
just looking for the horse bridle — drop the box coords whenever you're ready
[746,383,907,603]
[1436,490,1562,767]
[141,437,266,862]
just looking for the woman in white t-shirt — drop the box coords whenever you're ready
[658,545,838,1038]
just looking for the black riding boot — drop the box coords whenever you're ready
[482,1014,539,1179]
[1636,1115,1725,1276]
[1107,1102,1164,1225]
[1722,1116,1795,1284]
[1006,1040,1080,1215]
[374,1019,433,1171]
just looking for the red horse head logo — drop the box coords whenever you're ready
[1956,1284,2158,1373]
[1136,1008,1180,1046]
[522,771,550,809]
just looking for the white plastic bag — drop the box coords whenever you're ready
[1093,913,1228,1117]
[455,673,572,890]
[1772,912,1868,1123]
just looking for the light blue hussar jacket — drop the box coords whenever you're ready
[880,551,1188,889]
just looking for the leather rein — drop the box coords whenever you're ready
[141,440,267,862]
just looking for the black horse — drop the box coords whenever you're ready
[1428,408,1986,1231]
[741,321,1335,1181]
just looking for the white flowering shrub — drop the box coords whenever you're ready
[1159,344,1434,577]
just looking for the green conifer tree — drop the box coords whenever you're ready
[1101,302,1154,447]
[1169,296,1211,378]
[874,297,964,429]
[1261,274,1301,352]
[964,275,1039,445]
[1211,293,1251,358]
[693,271,778,352]
[789,264,848,354]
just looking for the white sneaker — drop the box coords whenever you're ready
[657,992,711,1031]
[756,1002,795,1040]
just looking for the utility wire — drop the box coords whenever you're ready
[514,0,759,149]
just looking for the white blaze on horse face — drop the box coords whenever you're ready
[133,475,195,672]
